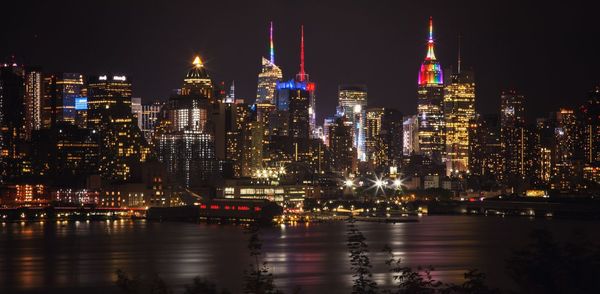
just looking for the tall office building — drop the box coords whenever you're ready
[0,62,26,180]
[329,116,356,175]
[417,17,445,163]
[403,115,419,156]
[469,114,503,178]
[42,73,85,128]
[580,86,600,165]
[274,26,316,160]
[256,22,283,105]
[87,74,149,181]
[24,68,43,138]
[444,68,475,176]
[156,56,219,187]
[551,109,580,191]
[380,108,403,169]
[338,84,367,161]
[500,90,529,182]
[365,107,384,166]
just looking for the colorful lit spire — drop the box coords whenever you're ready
[270,21,275,64]
[418,17,443,85]
[193,56,203,68]
[299,25,306,81]
[426,17,436,60]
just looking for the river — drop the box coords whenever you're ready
[1,216,598,293]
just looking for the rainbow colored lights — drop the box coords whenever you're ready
[270,21,275,64]
[426,17,436,61]
[419,17,443,85]
[418,61,443,85]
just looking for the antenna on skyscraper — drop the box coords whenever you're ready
[458,34,462,74]
[299,25,306,81]
[270,21,275,64]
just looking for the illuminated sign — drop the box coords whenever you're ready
[113,76,126,81]
[75,97,88,110]
[99,75,107,80]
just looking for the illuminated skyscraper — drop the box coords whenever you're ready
[444,68,475,176]
[87,74,149,181]
[403,115,419,156]
[329,116,356,175]
[551,108,580,191]
[580,86,600,165]
[256,22,283,105]
[366,107,384,166]
[417,17,445,163]
[0,62,26,180]
[469,114,503,178]
[500,90,529,182]
[156,56,219,187]
[181,56,213,100]
[42,73,85,128]
[275,26,316,160]
[338,84,367,161]
[24,68,43,138]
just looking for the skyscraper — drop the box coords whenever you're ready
[24,68,43,138]
[444,68,475,176]
[42,73,85,128]
[156,56,219,187]
[500,90,528,182]
[403,115,419,156]
[329,116,356,175]
[87,74,149,181]
[366,107,384,166]
[256,22,283,105]
[274,26,316,161]
[417,17,445,163]
[338,84,367,162]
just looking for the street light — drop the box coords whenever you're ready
[375,179,384,188]
[393,179,402,188]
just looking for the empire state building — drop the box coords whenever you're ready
[417,17,445,163]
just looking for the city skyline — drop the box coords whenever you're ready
[3,0,600,123]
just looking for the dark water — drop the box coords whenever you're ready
[1,216,598,293]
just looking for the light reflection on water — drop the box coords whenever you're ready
[1,216,598,293]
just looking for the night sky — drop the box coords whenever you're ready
[3,0,599,122]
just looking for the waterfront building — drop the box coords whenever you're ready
[417,17,445,163]
[338,84,367,162]
[0,62,27,181]
[444,68,475,176]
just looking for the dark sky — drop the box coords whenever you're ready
[3,0,599,122]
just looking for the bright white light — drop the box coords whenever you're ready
[375,179,384,187]
[344,179,354,187]
[393,179,402,187]
[353,104,362,113]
